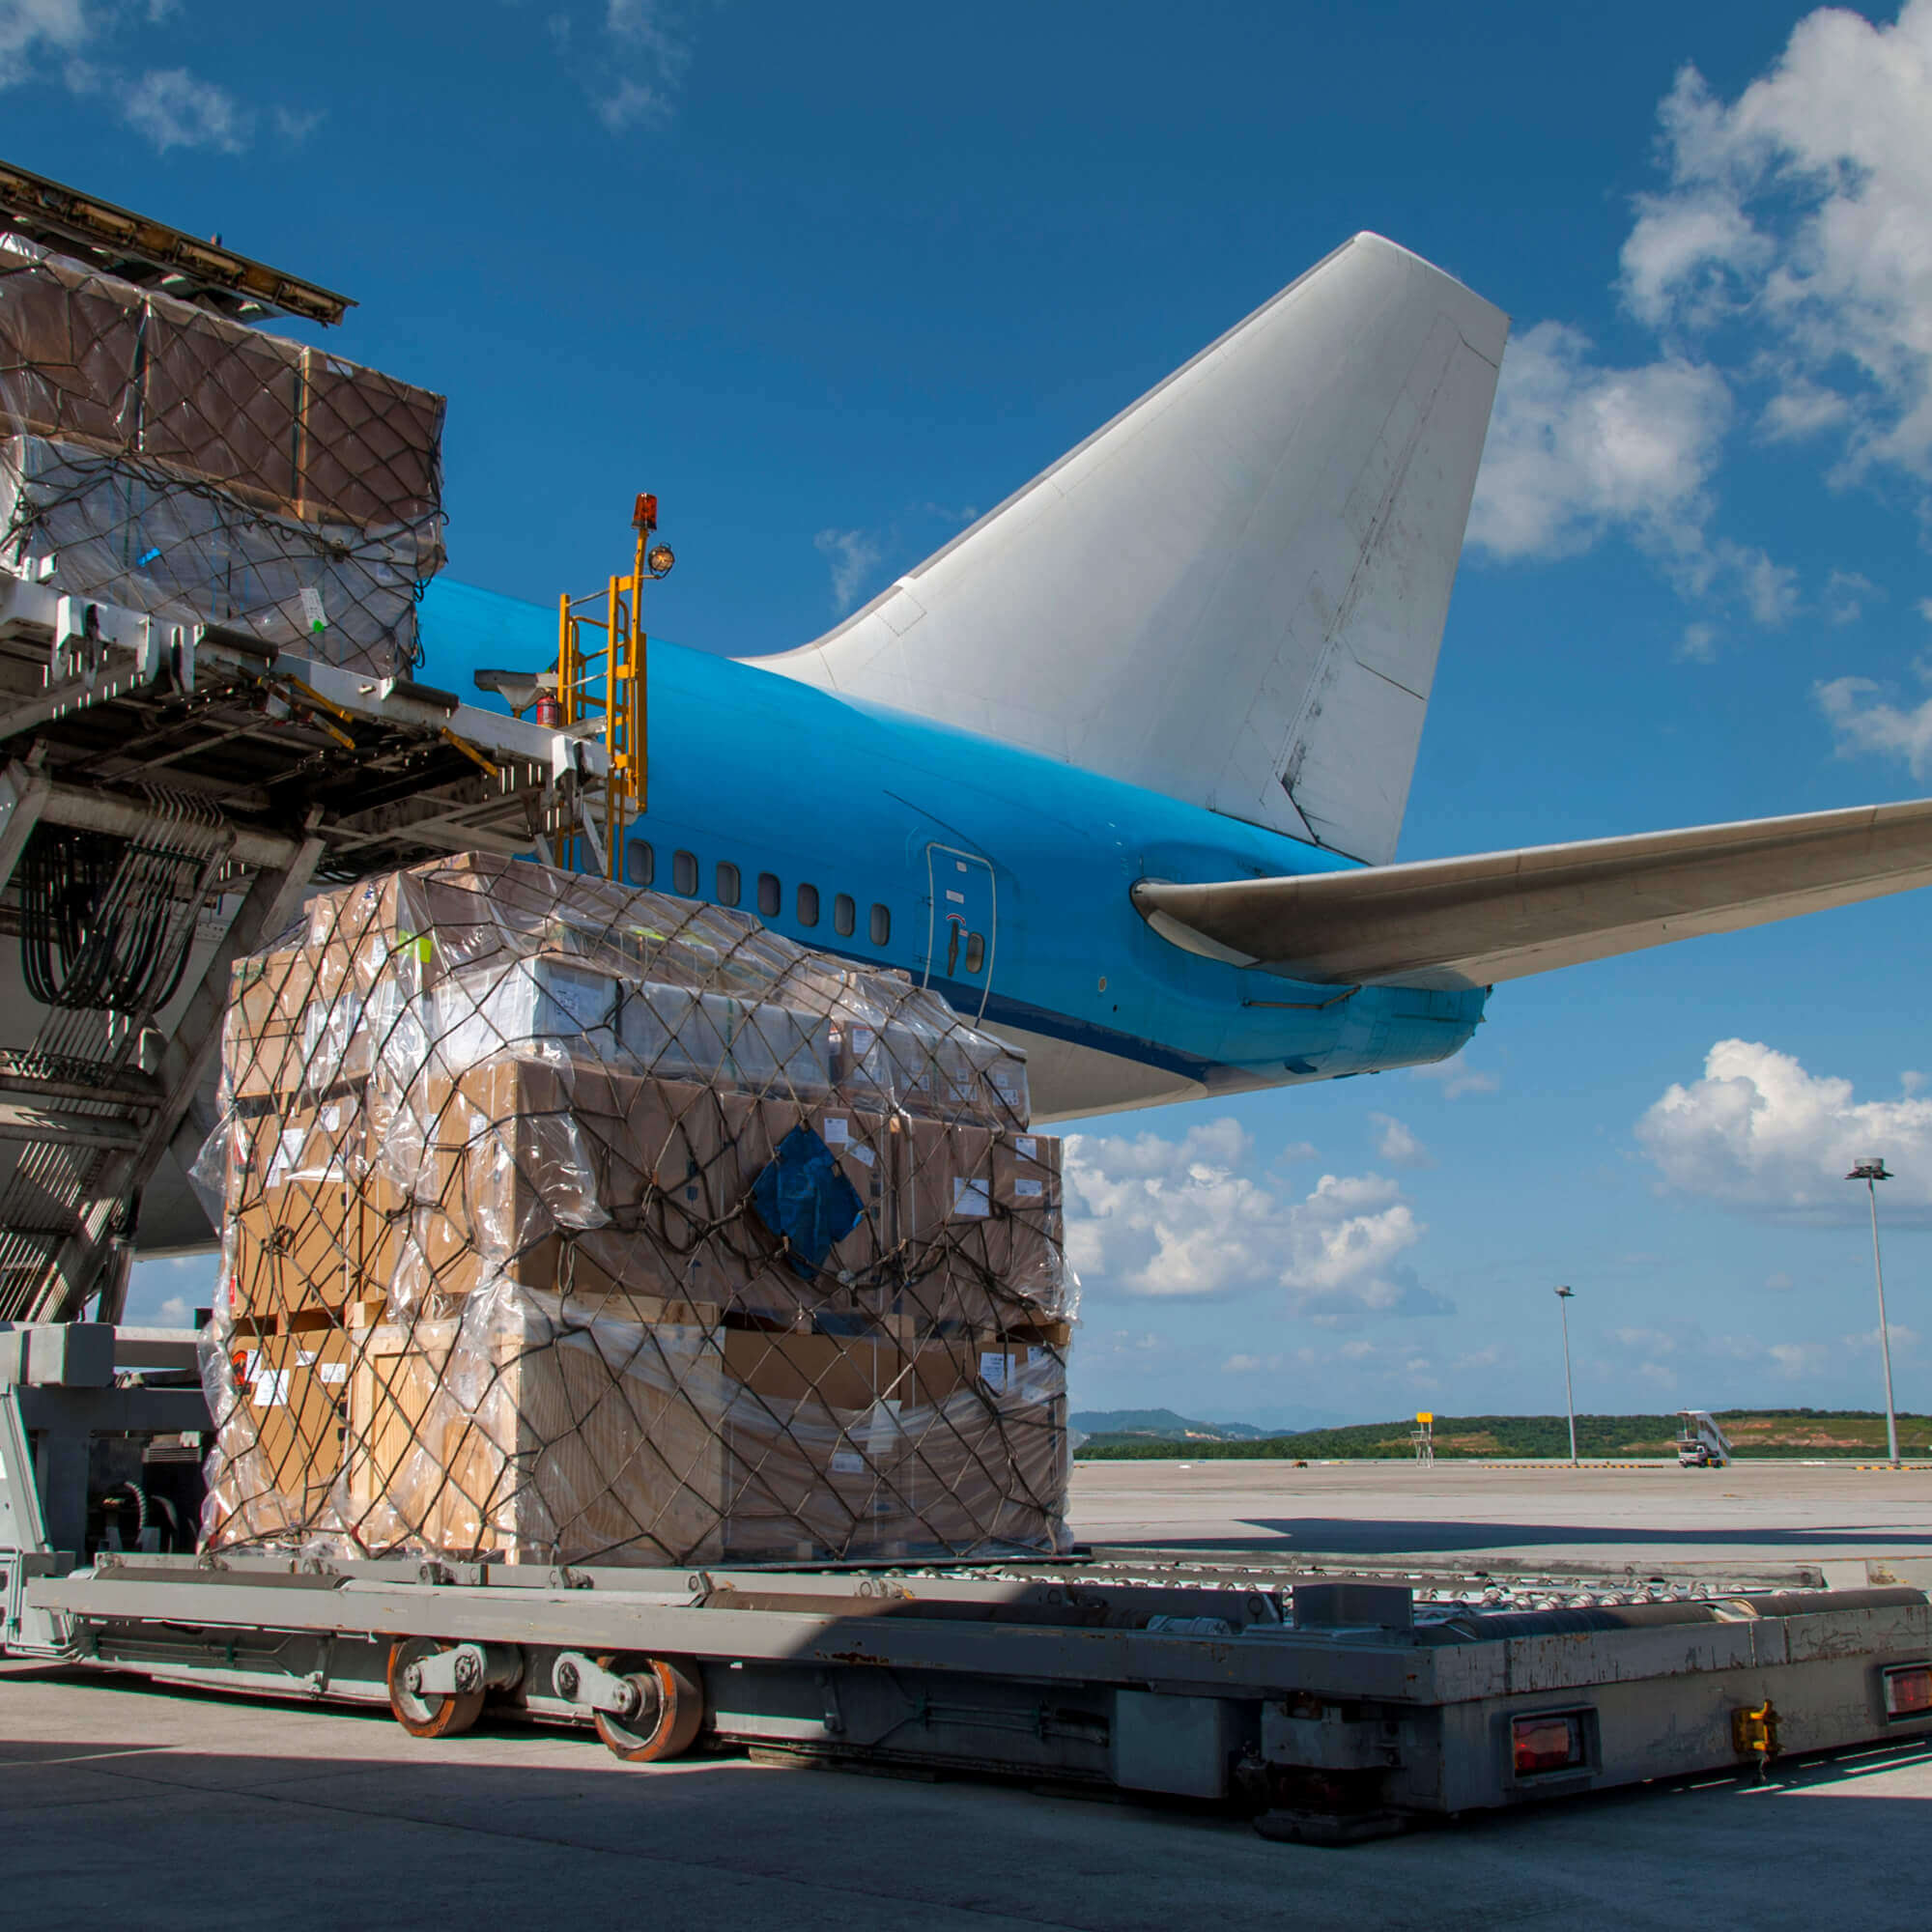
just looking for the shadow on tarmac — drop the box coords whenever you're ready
[1144,1517,1932,1555]
[4,1671,1930,1932]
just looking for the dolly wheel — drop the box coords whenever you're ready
[386,1638,487,1739]
[593,1656,704,1762]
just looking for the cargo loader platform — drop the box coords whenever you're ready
[0,576,615,1324]
[6,1328,1931,1844]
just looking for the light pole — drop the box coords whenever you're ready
[1555,1286,1577,1467]
[1846,1156,1899,1469]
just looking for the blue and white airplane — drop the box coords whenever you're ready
[433,234,1932,1122]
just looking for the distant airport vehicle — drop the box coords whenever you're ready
[441,233,1932,1122]
[1677,1412,1734,1469]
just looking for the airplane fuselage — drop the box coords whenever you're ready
[428,581,1488,1121]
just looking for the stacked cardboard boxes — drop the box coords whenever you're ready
[199,855,1073,1565]
[0,231,443,673]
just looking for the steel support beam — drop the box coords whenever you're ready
[54,831,323,1322]
[0,758,51,895]
[39,781,298,871]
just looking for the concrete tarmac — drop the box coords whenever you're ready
[1068,1457,1932,1576]
[6,1461,1930,1930]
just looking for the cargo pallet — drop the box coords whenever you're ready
[6,1326,1930,1843]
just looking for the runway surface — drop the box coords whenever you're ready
[7,1460,1928,1929]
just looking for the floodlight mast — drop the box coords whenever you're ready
[1846,1157,1899,1468]
[1555,1286,1577,1467]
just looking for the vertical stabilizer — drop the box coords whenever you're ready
[757,235,1507,865]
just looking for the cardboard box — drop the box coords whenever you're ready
[715,1317,1052,1560]
[221,1320,353,1524]
[341,1293,727,1565]
[298,347,444,530]
[0,246,141,446]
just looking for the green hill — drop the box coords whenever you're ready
[1073,1409,1932,1461]
[1069,1407,1272,1442]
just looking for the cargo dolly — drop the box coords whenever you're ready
[6,1326,1930,1843]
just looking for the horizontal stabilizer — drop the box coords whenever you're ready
[1132,798,1932,988]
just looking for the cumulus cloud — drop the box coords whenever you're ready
[1407,1058,1498,1098]
[123,66,250,151]
[1637,1037,1932,1222]
[1816,665,1932,777]
[813,528,885,615]
[1369,1113,1433,1168]
[0,0,90,70]
[1063,1119,1444,1317]
[1475,3,1932,629]
[1468,322,1732,564]
[1622,5,1932,493]
[0,0,308,150]
[593,0,694,130]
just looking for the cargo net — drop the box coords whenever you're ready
[0,232,443,676]
[193,853,1075,1567]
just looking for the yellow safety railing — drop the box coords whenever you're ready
[555,494,673,874]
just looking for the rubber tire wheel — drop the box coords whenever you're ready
[386,1639,487,1739]
[593,1657,704,1763]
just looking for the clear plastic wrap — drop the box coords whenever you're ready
[199,853,1075,1564]
[0,232,443,675]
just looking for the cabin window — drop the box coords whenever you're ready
[964,930,985,975]
[672,849,698,895]
[869,903,891,946]
[625,840,655,888]
[833,893,855,938]
[716,861,741,908]
[757,872,781,918]
[797,882,820,927]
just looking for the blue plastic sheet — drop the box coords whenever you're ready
[752,1124,866,1278]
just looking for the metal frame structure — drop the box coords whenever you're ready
[0,574,613,1322]
[0,156,353,326]
[4,1326,1930,1842]
[554,494,668,874]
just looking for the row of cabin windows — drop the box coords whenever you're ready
[627,839,890,947]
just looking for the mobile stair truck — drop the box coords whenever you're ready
[3,162,1932,1845]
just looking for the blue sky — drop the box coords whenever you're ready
[14,0,1932,1425]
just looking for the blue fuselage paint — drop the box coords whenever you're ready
[422,580,1487,1109]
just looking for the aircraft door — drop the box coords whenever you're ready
[924,844,995,1020]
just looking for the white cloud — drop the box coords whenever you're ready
[124,66,250,151]
[1623,6,1932,493]
[1678,621,1719,663]
[1468,321,1733,566]
[813,528,885,615]
[0,2,294,151]
[271,103,324,144]
[1769,1341,1832,1379]
[1637,1037,1932,1222]
[1369,1112,1433,1168]
[1825,569,1878,626]
[1277,1139,1319,1162]
[1222,1352,1276,1374]
[595,0,693,131]
[0,0,90,71]
[1816,665,1932,778]
[1407,1058,1498,1098]
[1064,1119,1441,1317]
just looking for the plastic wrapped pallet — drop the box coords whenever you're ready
[0,231,443,675]
[196,853,1075,1565]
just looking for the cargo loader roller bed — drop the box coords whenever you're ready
[6,1350,1930,1846]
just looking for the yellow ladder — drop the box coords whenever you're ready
[555,494,673,873]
